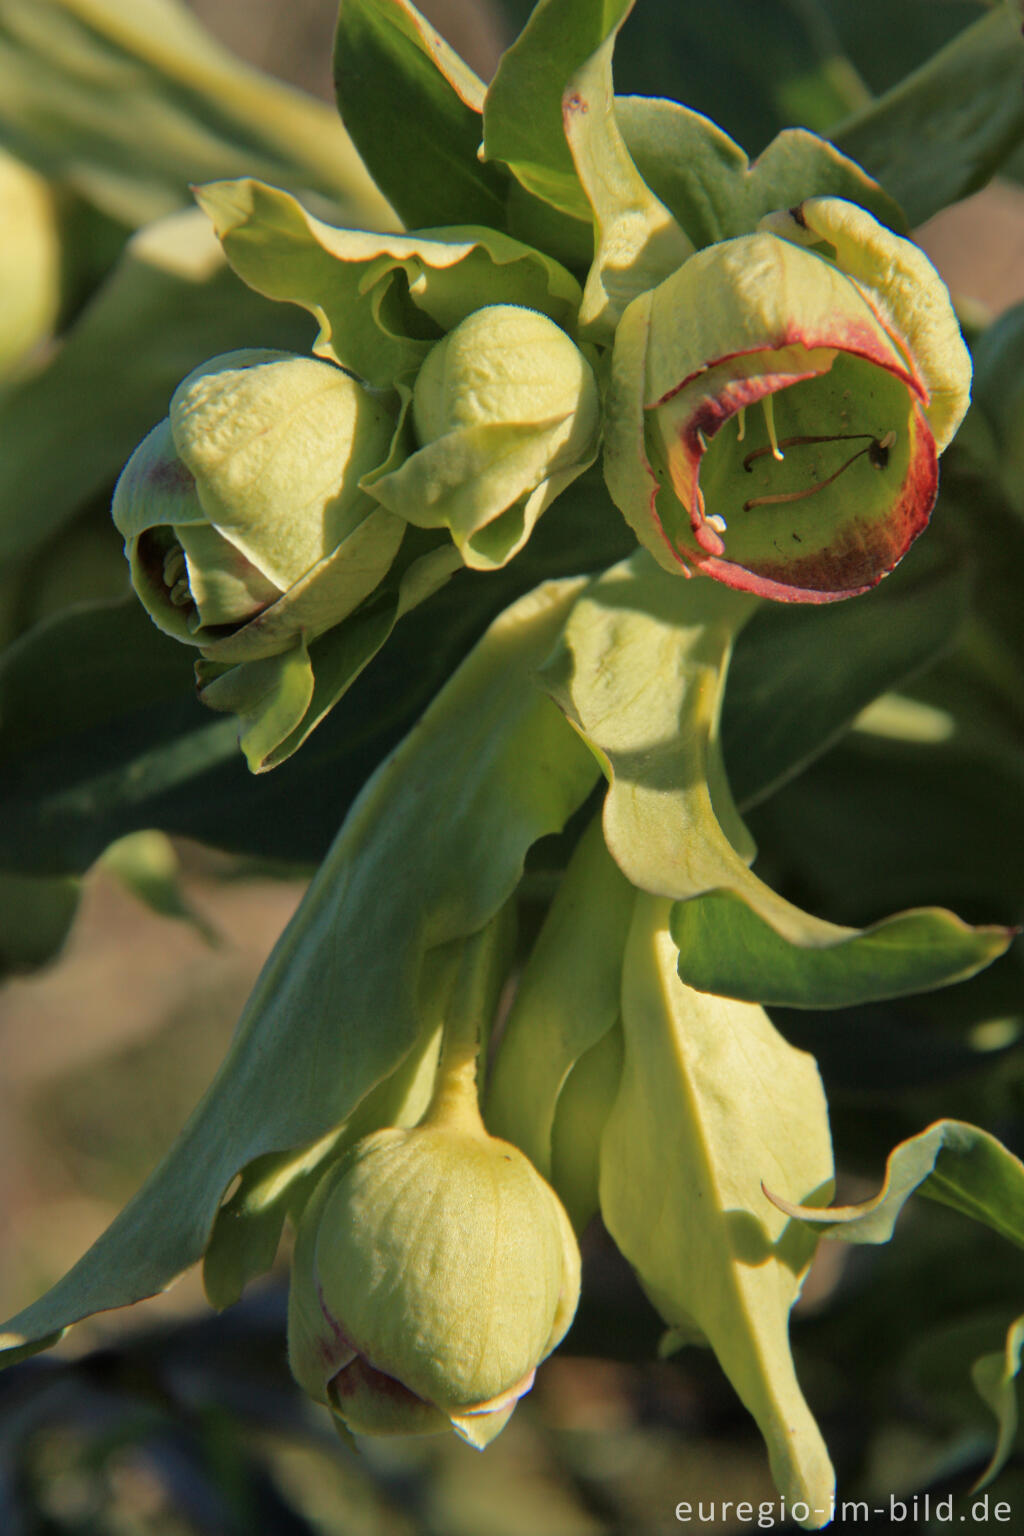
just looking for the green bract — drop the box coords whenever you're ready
[111,347,400,656]
[605,197,972,603]
[371,304,600,568]
[288,1119,580,1447]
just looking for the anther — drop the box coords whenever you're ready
[742,433,893,512]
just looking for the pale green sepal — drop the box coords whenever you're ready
[486,815,633,1178]
[0,578,598,1367]
[562,33,691,338]
[601,292,681,575]
[196,179,583,388]
[545,554,1012,1008]
[195,504,406,666]
[199,635,314,773]
[601,895,835,1523]
[764,1119,1024,1250]
[971,1312,1024,1492]
[617,101,907,250]
[372,419,594,570]
[450,1403,518,1449]
[761,197,971,452]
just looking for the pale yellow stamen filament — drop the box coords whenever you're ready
[735,408,746,443]
[762,395,784,461]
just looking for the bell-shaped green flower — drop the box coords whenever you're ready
[605,197,971,602]
[288,1115,581,1447]
[371,304,601,569]
[111,348,401,663]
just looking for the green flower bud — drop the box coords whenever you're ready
[0,148,60,378]
[111,349,401,662]
[371,305,600,569]
[288,1118,580,1447]
[605,197,971,603]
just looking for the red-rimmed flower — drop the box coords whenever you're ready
[604,197,971,603]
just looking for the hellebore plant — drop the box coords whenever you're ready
[2,1,1024,1531]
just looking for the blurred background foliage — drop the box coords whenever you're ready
[0,0,1022,1531]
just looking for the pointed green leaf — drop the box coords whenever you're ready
[485,815,633,1176]
[199,634,315,773]
[972,1312,1024,1491]
[545,554,1013,1008]
[333,0,507,229]
[601,893,835,1521]
[831,4,1024,226]
[202,962,447,1309]
[0,0,392,229]
[618,102,906,248]
[197,178,583,389]
[766,1119,1024,1248]
[0,577,599,1366]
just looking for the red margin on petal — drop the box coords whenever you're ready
[684,398,939,603]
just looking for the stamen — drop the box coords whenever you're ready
[735,408,746,444]
[742,438,889,512]
[762,395,784,461]
[696,428,709,454]
[706,514,728,534]
[169,578,193,608]
[743,431,877,473]
[163,547,187,587]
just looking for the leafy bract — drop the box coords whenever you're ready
[543,555,1013,1007]
[831,3,1024,227]
[767,1119,1024,1248]
[0,0,392,229]
[334,0,507,230]
[0,208,312,577]
[197,178,582,388]
[486,816,632,1180]
[0,578,598,1366]
[619,104,906,249]
[972,1312,1024,1491]
[601,894,835,1524]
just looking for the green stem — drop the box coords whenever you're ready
[423,919,503,1133]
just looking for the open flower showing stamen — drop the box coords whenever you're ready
[604,197,971,603]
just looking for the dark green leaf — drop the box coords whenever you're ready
[831,5,1024,226]
[333,0,508,229]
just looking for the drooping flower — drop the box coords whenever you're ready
[111,348,400,659]
[287,1117,580,1447]
[604,197,971,602]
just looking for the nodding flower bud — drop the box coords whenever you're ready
[287,1118,581,1447]
[371,304,601,570]
[111,348,399,661]
[605,197,971,603]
